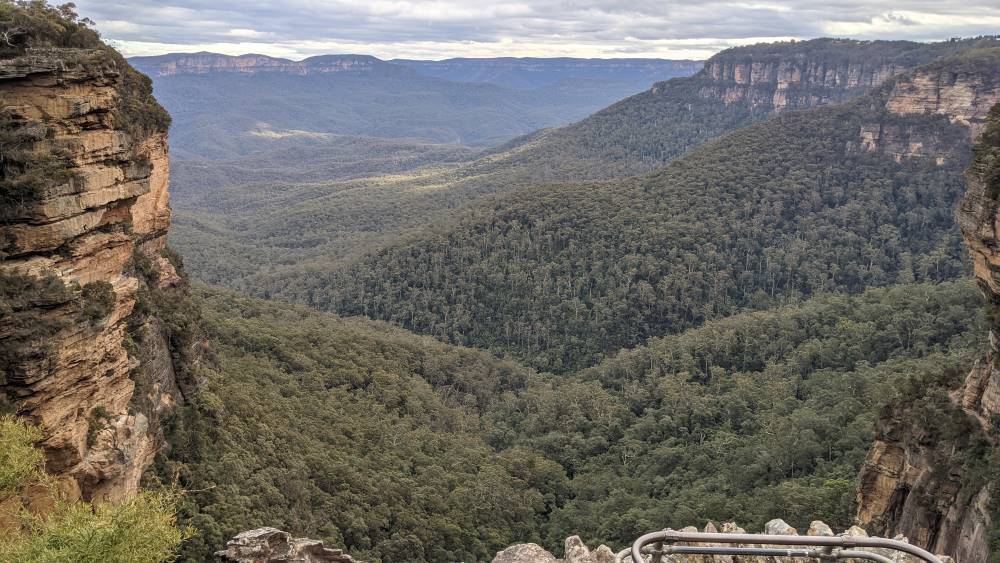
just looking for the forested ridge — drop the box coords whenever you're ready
[168,37,999,290]
[160,281,981,561]
[257,76,977,372]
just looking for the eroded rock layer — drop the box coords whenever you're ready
[0,47,186,502]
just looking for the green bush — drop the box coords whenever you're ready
[0,414,187,562]
[0,415,44,500]
[85,405,111,447]
[0,1,103,55]
[0,110,74,224]
[79,281,115,323]
[0,492,188,563]
[0,271,73,367]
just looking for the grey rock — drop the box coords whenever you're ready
[214,527,355,563]
[807,521,834,537]
[764,519,797,536]
[491,543,558,563]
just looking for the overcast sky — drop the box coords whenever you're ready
[74,1,1000,61]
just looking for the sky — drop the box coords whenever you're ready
[74,0,1000,61]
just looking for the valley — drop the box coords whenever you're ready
[2,1,1000,562]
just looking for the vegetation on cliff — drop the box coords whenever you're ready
[0,1,101,53]
[0,1,169,135]
[0,416,187,562]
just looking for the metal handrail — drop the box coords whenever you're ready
[620,529,944,563]
[615,545,894,563]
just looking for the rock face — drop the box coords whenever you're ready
[650,38,1000,122]
[695,55,902,113]
[666,39,922,115]
[494,520,949,563]
[0,47,189,501]
[858,60,1000,163]
[214,528,357,563]
[854,104,1000,561]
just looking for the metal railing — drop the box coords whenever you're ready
[613,529,944,563]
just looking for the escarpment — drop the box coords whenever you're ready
[651,38,1000,117]
[0,46,192,502]
[857,50,1000,163]
[693,53,902,113]
[855,103,1000,561]
[130,52,406,77]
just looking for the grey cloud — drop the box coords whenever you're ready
[73,0,1000,59]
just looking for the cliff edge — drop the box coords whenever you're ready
[0,10,193,503]
[855,102,1000,561]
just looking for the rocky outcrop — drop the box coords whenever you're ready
[214,528,358,563]
[653,38,1000,120]
[0,47,188,501]
[887,65,1000,141]
[854,104,1000,561]
[130,52,408,77]
[494,520,949,563]
[856,55,1000,163]
[492,535,614,563]
[671,40,916,114]
[695,57,903,112]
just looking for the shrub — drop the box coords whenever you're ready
[85,405,111,447]
[0,491,188,563]
[0,414,44,500]
[0,414,188,562]
[79,280,115,323]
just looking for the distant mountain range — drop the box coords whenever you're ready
[131,52,414,77]
[131,52,701,83]
[130,52,700,158]
[391,57,703,89]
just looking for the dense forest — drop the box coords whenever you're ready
[158,280,982,560]
[256,82,976,372]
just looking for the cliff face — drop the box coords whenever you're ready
[857,55,1000,164]
[655,38,1000,118]
[692,57,902,112]
[0,47,188,502]
[854,103,1000,562]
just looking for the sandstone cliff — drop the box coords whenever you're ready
[0,46,191,502]
[857,51,1000,164]
[692,56,902,113]
[654,38,1000,118]
[854,103,1000,561]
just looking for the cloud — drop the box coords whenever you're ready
[74,0,1000,60]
